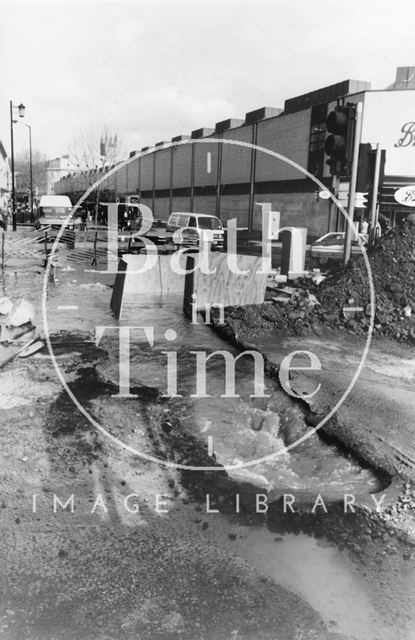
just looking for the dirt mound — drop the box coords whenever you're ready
[315,219,415,340]
[217,220,415,343]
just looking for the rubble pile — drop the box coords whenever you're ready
[0,297,44,365]
[314,218,415,341]
[218,219,415,343]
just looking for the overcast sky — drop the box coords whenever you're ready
[1,0,414,159]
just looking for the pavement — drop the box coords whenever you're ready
[0,228,355,640]
[1,228,415,640]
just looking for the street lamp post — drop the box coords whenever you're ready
[9,101,26,231]
[20,123,33,223]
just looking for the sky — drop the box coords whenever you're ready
[1,0,414,160]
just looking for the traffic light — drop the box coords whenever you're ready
[358,147,386,210]
[361,188,373,212]
[356,143,375,192]
[325,104,356,176]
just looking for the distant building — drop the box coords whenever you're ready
[39,154,77,196]
[0,139,11,210]
[387,66,415,91]
[55,66,415,237]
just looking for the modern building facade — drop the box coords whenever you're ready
[55,67,415,238]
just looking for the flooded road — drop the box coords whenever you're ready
[0,233,413,639]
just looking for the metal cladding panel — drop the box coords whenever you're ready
[251,192,329,238]
[171,195,191,212]
[215,118,244,133]
[245,106,283,124]
[154,148,171,189]
[255,110,311,182]
[194,138,219,187]
[220,194,250,226]
[140,154,154,190]
[153,196,170,220]
[193,195,217,215]
[284,79,371,114]
[126,157,140,193]
[191,128,215,139]
[221,125,253,184]
[117,164,128,193]
[172,135,191,142]
[104,170,116,192]
[171,145,192,189]
[140,197,153,211]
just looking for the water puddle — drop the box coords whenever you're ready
[2,241,399,639]
[28,248,384,499]
[236,527,395,640]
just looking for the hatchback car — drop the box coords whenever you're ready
[309,231,368,266]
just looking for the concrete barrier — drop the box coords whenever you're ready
[280,227,307,278]
[183,253,268,316]
[110,254,186,318]
[111,252,268,319]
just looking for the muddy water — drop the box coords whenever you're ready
[1,239,397,639]
[86,294,379,498]
[12,243,380,502]
[47,261,395,638]
[235,527,396,640]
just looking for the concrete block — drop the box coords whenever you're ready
[110,254,187,318]
[184,253,267,315]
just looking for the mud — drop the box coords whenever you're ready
[2,229,415,639]
[1,339,351,640]
[224,220,415,344]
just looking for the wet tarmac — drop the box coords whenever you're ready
[0,230,414,639]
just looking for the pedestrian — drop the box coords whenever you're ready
[360,218,369,235]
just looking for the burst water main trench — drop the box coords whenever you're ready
[87,291,394,640]
[36,254,396,640]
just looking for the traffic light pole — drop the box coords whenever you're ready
[369,144,382,245]
[343,102,363,266]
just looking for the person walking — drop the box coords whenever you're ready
[360,218,369,235]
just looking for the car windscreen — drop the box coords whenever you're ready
[40,207,72,218]
[197,216,222,230]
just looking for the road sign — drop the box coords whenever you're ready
[318,190,331,200]
[394,185,415,207]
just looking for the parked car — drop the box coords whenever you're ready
[309,231,368,266]
[35,195,79,248]
[166,212,224,249]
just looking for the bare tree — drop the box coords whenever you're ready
[67,126,124,224]
[68,126,124,182]
[15,149,48,197]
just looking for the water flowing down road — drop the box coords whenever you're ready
[0,230,414,639]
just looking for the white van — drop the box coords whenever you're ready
[166,212,224,249]
[36,195,78,247]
